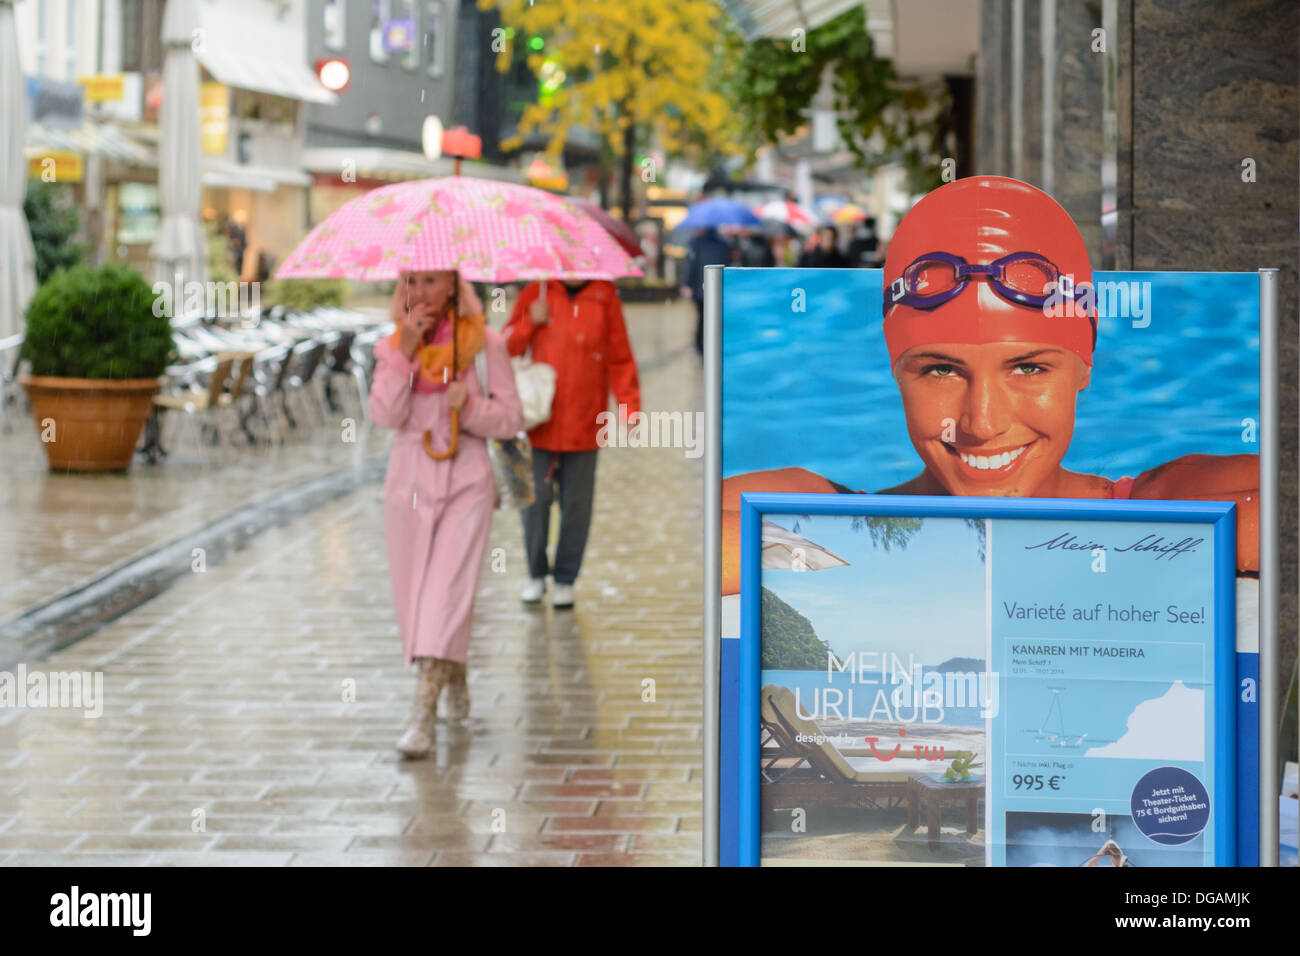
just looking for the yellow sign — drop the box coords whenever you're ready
[77,73,126,102]
[199,82,230,156]
[29,151,85,183]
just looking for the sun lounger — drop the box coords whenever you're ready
[760,684,912,813]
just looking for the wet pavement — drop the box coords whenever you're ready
[0,301,704,866]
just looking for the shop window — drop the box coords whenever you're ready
[64,0,77,77]
[397,0,418,70]
[120,0,164,73]
[369,0,390,64]
[324,0,346,51]
[36,0,50,75]
[424,1,443,78]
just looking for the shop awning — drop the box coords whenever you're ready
[720,0,865,41]
[202,157,312,192]
[25,120,154,164]
[301,147,523,184]
[194,46,338,105]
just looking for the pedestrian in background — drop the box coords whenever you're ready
[505,279,641,609]
[370,270,524,758]
[681,227,732,354]
[739,232,776,267]
[798,226,848,268]
[846,216,880,268]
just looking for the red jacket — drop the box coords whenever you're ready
[504,280,641,452]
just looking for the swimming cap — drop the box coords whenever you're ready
[882,176,1095,367]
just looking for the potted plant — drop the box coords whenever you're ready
[19,264,176,472]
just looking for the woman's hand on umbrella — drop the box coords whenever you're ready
[529,297,550,325]
[446,381,468,410]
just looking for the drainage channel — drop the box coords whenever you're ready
[0,453,388,672]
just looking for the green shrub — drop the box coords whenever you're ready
[21,264,176,379]
[205,219,239,286]
[23,180,84,284]
[262,277,350,311]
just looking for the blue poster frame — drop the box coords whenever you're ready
[735,492,1237,867]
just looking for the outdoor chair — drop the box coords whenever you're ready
[245,342,299,445]
[285,339,329,430]
[152,352,240,459]
[321,330,364,420]
[760,684,912,814]
[0,333,26,434]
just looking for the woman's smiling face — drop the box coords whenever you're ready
[894,340,1091,496]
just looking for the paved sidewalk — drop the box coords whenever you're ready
[0,300,704,866]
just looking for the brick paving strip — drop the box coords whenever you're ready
[0,303,703,867]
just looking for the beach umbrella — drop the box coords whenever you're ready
[276,177,641,283]
[832,203,870,225]
[754,200,820,232]
[675,197,762,233]
[0,0,36,338]
[761,520,849,571]
[150,0,207,294]
[569,197,643,259]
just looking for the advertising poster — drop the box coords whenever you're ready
[738,496,1236,867]
[718,176,1263,866]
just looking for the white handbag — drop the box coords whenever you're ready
[512,351,555,430]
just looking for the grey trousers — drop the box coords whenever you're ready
[521,448,599,585]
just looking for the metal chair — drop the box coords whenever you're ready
[0,333,26,434]
[152,353,238,459]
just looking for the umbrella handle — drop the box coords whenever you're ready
[422,410,459,460]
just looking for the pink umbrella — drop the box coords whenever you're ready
[275,176,642,282]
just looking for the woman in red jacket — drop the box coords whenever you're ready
[504,279,641,608]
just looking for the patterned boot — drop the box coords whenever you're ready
[395,657,453,759]
[446,661,470,721]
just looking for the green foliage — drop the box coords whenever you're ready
[722,6,952,192]
[20,264,176,379]
[205,219,239,287]
[262,277,350,312]
[23,180,84,285]
[761,587,840,670]
[942,750,983,782]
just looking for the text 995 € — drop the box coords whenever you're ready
[1011,773,1066,792]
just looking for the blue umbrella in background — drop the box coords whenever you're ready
[676,198,761,231]
[669,197,762,244]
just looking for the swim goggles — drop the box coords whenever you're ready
[883,251,1091,317]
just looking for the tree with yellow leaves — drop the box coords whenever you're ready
[479,0,741,218]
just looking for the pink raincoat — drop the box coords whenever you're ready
[369,327,524,664]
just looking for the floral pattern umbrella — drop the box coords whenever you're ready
[276,177,642,282]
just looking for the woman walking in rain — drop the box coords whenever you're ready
[369,270,524,758]
[505,278,641,609]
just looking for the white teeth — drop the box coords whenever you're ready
[958,445,1027,470]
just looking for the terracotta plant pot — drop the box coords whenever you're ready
[20,375,162,473]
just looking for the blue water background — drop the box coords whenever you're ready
[721,269,1260,487]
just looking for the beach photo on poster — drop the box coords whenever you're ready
[759,514,990,865]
